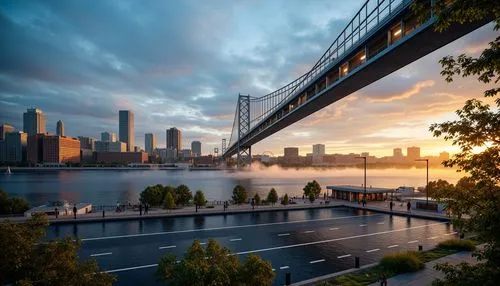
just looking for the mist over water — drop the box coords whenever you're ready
[0,164,462,206]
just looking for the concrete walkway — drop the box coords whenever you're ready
[343,201,450,221]
[368,250,478,286]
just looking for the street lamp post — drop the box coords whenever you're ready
[415,159,429,206]
[355,156,367,204]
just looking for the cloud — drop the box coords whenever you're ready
[368,80,435,103]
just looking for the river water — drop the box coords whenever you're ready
[0,165,462,206]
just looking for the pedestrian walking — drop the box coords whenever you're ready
[145,204,149,214]
[139,204,143,216]
[379,273,387,286]
[73,204,77,219]
[54,207,59,218]
[407,201,411,213]
[389,201,393,212]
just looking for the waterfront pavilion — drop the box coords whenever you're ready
[326,185,394,202]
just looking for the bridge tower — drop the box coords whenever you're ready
[221,139,227,154]
[237,94,251,167]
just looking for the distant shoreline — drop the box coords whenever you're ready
[1,167,229,172]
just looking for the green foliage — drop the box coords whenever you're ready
[163,191,175,210]
[303,180,321,198]
[426,179,454,197]
[380,251,424,274]
[0,214,114,285]
[309,193,316,203]
[438,239,476,251]
[282,193,289,205]
[0,189,30,214]
[156,239,274,286]
[140,184,165,206]
[193,190,206,207]
[232,184,247,204]
[175,184,193,206]
[267,188,278,205]
[253,193,261,205]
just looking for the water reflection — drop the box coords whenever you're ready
[194,216,205,229]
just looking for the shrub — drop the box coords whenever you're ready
[253,193,261,205]
[380,251,424,274]
[267,188,278,205]
[438,239,475,251]
[0,189,30,214]
[232,185,247,204]
[282,194,289,205]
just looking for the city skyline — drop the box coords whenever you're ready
[0,1,497,157]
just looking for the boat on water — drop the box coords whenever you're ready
[5,166,11,175]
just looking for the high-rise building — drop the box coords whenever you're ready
[5,131,27,162]
[312,144,325,164]
[95,141,126,152]
[42,135,80,163]
[166,127,181,152]
[407,146,421,161]
[119,110,134,152]
[23,108,46,136]
[78,136,96,151]
[191,141,201,157]
[393,148,403,158]
[439,151,450,161]
[0,124,14,140]
[27,134,45,163]
[101,132,117,142]
[56,120,64,137]
[145,133,156,155]
[284,147,299,158]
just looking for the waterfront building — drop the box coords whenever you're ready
[407,146,421,161]
[5,131,27,162]
[393,148,403,158]
[180,149,192,160]
[191,141,201,157]
[166,127,181,153]
[56,120,64,137]
[312,144,325,164]
[145,133,156,155]
[27,134,45,163]
[96,152,148,164]
[0,124,14,140]
[42,135,80,163]
[23,108,46,136]
[78,136,96,151]
[282,147,299,165]
[439,151,450,161]
[326,185,394,202]
[119,110,134,152]
[95,141,126,152]
[101,132,117,142]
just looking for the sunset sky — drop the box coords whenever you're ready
[0,0,496,157]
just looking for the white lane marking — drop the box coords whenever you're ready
[230,238,242,242]
[158,245,176,250]
[366,248,380,253]
[444,232,457,236]
[303,230,315,234]
[337,254,351,259]
[360,224,367,227]
[232,222,445,256]
[104,223,447,273]
[90,252,112,257]
[428,236,438,240]
[82,214,381,241]
[309,259,326,264]
[408,240,418,244]
[199,242,207,245]
[377,222,385,225]
[329,227,339,231]
[279,266,290,270]
[272,268,276,271]
[278,233,290,237]
[387,245,398,248]
[106,263,158,273]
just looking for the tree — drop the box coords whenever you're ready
[282,193,289,205]
[175,184,193,206]
[426,179,454,197]
[163,191,175,211]
[267,188,278,206]
[253,193,261,205]
[309,193,316,203]
[193,190,206,207]
[232,184,247,204]
[303,180,321,198]
[140,184,165,206]
[0,214,115,285]
[156,239,274,286]
[0,189,30,214]
[409,1,500,284]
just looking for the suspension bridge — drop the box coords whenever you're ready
[222,0,488,167]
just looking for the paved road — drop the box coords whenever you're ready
[45,207,457,285]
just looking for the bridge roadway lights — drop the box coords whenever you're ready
[285,272,291,285]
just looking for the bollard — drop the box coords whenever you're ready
[460,233,465,239]
[285,272,291,285]
[355,256,360,268]
[418,245,423,251]
[102,210,105,218]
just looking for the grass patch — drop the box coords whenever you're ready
[380,251,424,273]
[438,239,475,251]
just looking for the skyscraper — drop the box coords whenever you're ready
[119,110,134,152]
[191,141,201,157]
[23,108,46,136]
[56,120,64,137]
[407,146,421,161]
[0,124,14,140]
[145,133,156,155]
[166,127,181,152]
[101,132,117,142]
[5,131,27,162]
[393,148,403,158]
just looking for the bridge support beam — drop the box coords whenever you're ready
[237,94,251,168]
